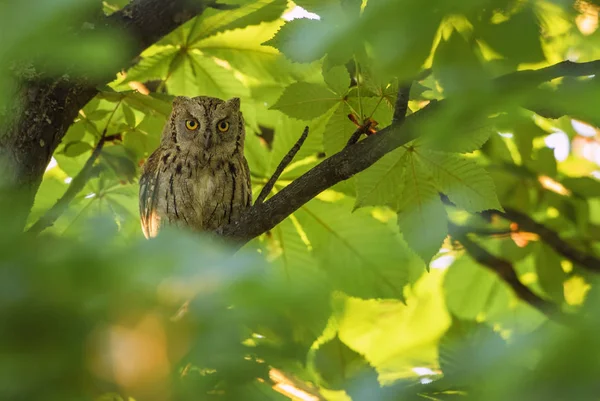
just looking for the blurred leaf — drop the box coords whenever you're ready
[562,177,600,199]
[438,318,508,389]
[433,30,489,97]
[475,6,545,65]
[314,335,374,390]
[64,141,93,157]
[263,18,328,63]
[444,253,511,320]
[534,243,566,303]
[271,82,340,120]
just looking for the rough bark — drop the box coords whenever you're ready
[0,0,217,229]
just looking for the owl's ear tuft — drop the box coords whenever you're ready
[172,96,189,108]
[226,97,240,111]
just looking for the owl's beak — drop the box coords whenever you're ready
[204,132,212,148]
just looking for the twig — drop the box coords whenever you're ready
[345,125,371,147]
[392,83,412,125]
[255,127,309,204]
[499,208,600,273]
[465,227,514,237]
[449,224,571,324]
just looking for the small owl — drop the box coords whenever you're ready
[139,96,252,239]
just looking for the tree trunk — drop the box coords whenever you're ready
[0,0,216,230]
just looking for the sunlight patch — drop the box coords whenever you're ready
[283,5,320,21]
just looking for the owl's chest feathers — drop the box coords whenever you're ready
[155,148,249,230]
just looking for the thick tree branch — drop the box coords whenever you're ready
[220,60,600,245]
[0,0,220,230]
[449,224,570,323]
[500,208,600,273]
[255,127,309,204]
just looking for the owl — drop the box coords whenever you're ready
[139,96,252,239]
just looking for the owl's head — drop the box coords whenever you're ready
[164,95,245,160]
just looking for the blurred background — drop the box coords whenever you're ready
[2,0,600,400]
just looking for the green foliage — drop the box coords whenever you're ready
[4,0,600,400]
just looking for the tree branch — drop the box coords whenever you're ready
[392,82,412,125]
[255,126,309,204]
[345,124,372,147]
[500,208,600,273]
[449,224,570,324]
[0,0,221,230]
[220,60,600,245]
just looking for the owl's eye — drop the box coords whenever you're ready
[185,119,199,130]
[217,121,230,132]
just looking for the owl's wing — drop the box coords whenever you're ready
[243,157,253,207]
[139,152,162,239]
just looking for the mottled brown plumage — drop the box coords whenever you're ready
[139,96,252,238]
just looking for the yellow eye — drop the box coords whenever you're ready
[185,119,199,130]
[217,121,229,132]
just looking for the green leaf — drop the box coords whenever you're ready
[438,318,508,388]
[323,65,350,96]
[562,177,600,199]
[187,0,287,44]
[355,147,408,209]
[359,0,442,79]
[166,52,248,99]
[397,152,448,263]
[323,103,353,156]
[63,141,93,157]
[444,254,511,320]
[263,18,330,63]
[313,335,374,390]
[432,30,489,96]
[527,78,600,129]
[526,147,557,177]
[419,150,503,213]
[194,21,300,83]
[122,104,136,128]
[123,46,178,83]
[322,95,392,156]
[534,243,566,303]
[476,6,545,65]
[264,217,319,279]
[295,198,415,300]
[270,82,340,120]
[270,109,330,174]
[100,146,137,183]
[124,92,172,117]
[418,116,496,154]
[62,120,88,144]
